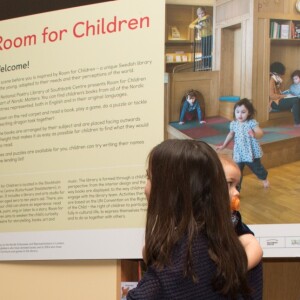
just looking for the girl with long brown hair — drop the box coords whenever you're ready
[127,139,262,299]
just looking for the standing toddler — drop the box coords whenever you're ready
[216,98,269,189]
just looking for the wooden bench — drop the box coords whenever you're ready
[269,110,292,120]
[218,96,240,120]
[267,108,294,126]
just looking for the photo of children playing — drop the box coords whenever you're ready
[165,2,300,230]
[168,84,300,226]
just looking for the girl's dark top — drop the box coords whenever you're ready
[127,233,262,300]
[233,211,254,236]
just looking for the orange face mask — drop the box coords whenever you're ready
[231,196,240,211]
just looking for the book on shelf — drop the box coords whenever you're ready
[294,22,300,39]
[280,24,289,39]
[175,55,181,62]
[171,26,181,39]
[182,55,188,62]
[291,22,295,39]
[270,21,280,38]
[166,55,174,63]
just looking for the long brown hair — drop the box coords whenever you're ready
[144,139,250,297]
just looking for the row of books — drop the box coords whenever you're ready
[166,53,190,63]
[270,20,300,39]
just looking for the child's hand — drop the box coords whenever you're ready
[248,129,255,137]
[179,121,185,125]
[121,287,130,297]
[199,120,206,124]
[216,145,225,151]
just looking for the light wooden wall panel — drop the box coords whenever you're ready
[263,259,300,300]
[168,71,219,122]
[257,0,290,15]
[215,0,250,24]
[252,18,270,123]
[220,28,235,96]
[242,18,253,98]
[215,0,253,102]
[233,28,242,96]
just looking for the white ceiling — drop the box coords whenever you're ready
[166,0,214,5]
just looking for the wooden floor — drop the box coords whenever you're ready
[240,160,300,224]
[167,122,300,225]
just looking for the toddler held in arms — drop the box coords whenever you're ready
[219,154,263,270]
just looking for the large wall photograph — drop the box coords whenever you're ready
[165,1,300,257]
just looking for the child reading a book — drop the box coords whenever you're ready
[289,69,300,97]
[269,62,300,127]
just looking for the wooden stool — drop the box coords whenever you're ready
[219,96,240,120]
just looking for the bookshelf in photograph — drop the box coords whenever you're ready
[269,18,300,121]
[165,5,197,72]
[165,4,213,72]
[270,19,300,39]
